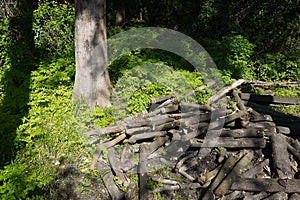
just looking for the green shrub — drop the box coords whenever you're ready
[256,52,300,82]
[201,35,255,80]
[33,0,74,57]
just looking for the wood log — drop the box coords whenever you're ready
[107,147,129,186]
[241,93,300,105]
[276,126,290,135]
[151,94,173,104]
[151,177,178,185]
[187,78,221,96]
[154,121,177,131]
[180,102,212,111]
[290,193,300,200]
[124,182,137,200]
[241,159,269,178]
[125,114,172,128]
[181,130,204,141]
[145,136,169,157]
[208,110,247,130]
[208,79,245,105]
[248,80,300,87]
[231,178,300,193]
[124,131,167,143]
[214,150,254,196]
[287,142,300,162]
[199,165,222,185]
[244,101,299,120]
[151,185,180,193]
[191,137,266,148]
[139,144,148,200]
[263,192,288,200]
[233,90,249,127]
[220,128,265,138]
[202,153,244,199]
[126,126,151,135]
[85,124,124,136]
[244,192,268,200]
[221,191,244,200]
[96,160,124,200]
[271,133,293,179]
[90,133,126,169]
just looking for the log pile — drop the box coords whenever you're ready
[85,80,300,200]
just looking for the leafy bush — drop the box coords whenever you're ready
[201,35,255,80]
[33,0,74,57]
[0,56,91,199]
[256,52,300,82]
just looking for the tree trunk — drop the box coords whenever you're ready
[73,0,112,108]
[115,3,125,26]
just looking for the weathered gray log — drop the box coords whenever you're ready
[124,131,167,143]
[215,150,254,196]
[181,130,203,141]
[271,133,293,179]
[145,136,169,158]
[85,124,124,136]
[151,185,180,193]
[107,147,129,186]
[233,90,249,127]
[221,191,244,200]
[241,93,300,105]
[241,159,269,178]
[180,102,212,111]
[231,178,300,193]
[139,144,148,200]
[199,165,222,185]
[202,153,243,199]
[126,126,151,135]
[248,80,300,87]
[208,79,245,105]
[276,126,290,135]
[124,182,137,200]
[160,103,179,113]
[90,133,126,169]
[96,160,124,200]
[287,142,300,162]
[125,114,172,128]
[205,110,246,130]
[244,101,299,119]
[154,121,178,131]
[191,137,266,148]
[285,136,300,152]
[290,193,300,200]
[176,113,211,126]
[187,78,221,96]
[244,192,269,200]
[151,94,173,104]
[263,192,288,200]
[220,128,265,138]
[151,177,178,185]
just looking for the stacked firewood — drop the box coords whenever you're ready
[85,80,300,200]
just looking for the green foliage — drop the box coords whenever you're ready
[256,53,300,82]
[33,0,74,57]
[113,176,127,192]
[0,57,90,199]
[202,35,255,80]
[0,19,10,72]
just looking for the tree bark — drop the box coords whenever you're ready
[73,0,112,108]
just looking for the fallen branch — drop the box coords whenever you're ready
[208,79,245,105]
[231,178,300,193]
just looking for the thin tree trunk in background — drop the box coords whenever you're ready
[73,0,112,108]
[115,3,125,26]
